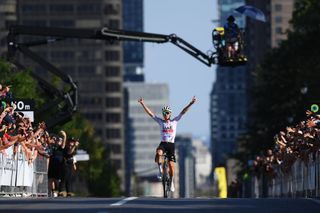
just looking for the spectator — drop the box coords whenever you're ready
[0,85,13,99]
[0,84,82,198]
[58,137,79,197]
[47,131,66,197]
[252,110,320,179]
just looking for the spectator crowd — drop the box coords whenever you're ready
[253,110,320,179]
[0,83,79,197]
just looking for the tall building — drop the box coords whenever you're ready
[243,0,294,197]
[210,67,248,167]
[210,0,247,168]
[270,0,294,48]
[245,0,295,72]
[122,0,144,196]
[211,0,295,171]
[122,0,144,82]
[176,135,195,198]
[0,0,17,58]
[7,0,126,189]
[192,138,212,188]
[245,1,271,73]
[124,82,169,196]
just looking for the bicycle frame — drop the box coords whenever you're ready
[162,153,171,198]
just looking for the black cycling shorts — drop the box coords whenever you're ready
[157,142,176,162]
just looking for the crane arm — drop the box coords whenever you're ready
[7,25,215,128]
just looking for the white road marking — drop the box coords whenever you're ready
[110,197,138,206]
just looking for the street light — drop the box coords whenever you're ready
[287,117,294,124]
[300,86,308,95]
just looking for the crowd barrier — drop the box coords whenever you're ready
[251,151,320,198]
[0,146,48,197]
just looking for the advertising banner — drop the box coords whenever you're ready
[214,167,228,198]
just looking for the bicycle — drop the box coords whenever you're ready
[161,152,172,198]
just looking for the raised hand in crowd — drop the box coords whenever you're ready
[254,110,320,177]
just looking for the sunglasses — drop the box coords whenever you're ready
[163,111,171,115]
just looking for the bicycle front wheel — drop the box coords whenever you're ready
[162,177,168,198]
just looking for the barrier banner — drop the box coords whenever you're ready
[16,151,34,187]
[24,161,34,187]
[0,147,16,186]
[0,146,34,187]
[1,144,48,196]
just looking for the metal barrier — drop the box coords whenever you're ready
[0,146,48,197]
[252,151,320,198]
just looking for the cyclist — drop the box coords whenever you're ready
[138,96,196,192]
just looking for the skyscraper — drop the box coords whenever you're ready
[176,135,195,198]
[211,0,295,169]
[192,138,212,189]
[122,0,144,195]
[124,82,169,196]
[0,0,17,58]
[210,0,247,168]
[6,0,126,190]
[245,1,271,73]
[245,0,294,72]
[122,0,144,82]
[270,0,294,48]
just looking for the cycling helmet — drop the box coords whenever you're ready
[162,106,172,113]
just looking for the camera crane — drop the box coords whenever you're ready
[7,25,216,127]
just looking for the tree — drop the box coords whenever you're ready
[57,114,121,197]
[236,0,320,162]
[0,59,44,105]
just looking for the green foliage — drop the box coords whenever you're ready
[1,59,121,197]
[0,59,44,105]
[237,0,320,161]
[58,114,121,197]
[291,0,320,34]
[89,160,121,197]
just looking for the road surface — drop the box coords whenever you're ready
[0,197,319,213]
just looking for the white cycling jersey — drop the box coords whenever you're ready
[152,114,183,143]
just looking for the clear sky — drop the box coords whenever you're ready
[144,0,218,140]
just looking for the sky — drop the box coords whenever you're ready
[144,0,218,140]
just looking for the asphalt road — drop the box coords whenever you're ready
[0,197,319,213]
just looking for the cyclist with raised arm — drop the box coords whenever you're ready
[138,96,196,192]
